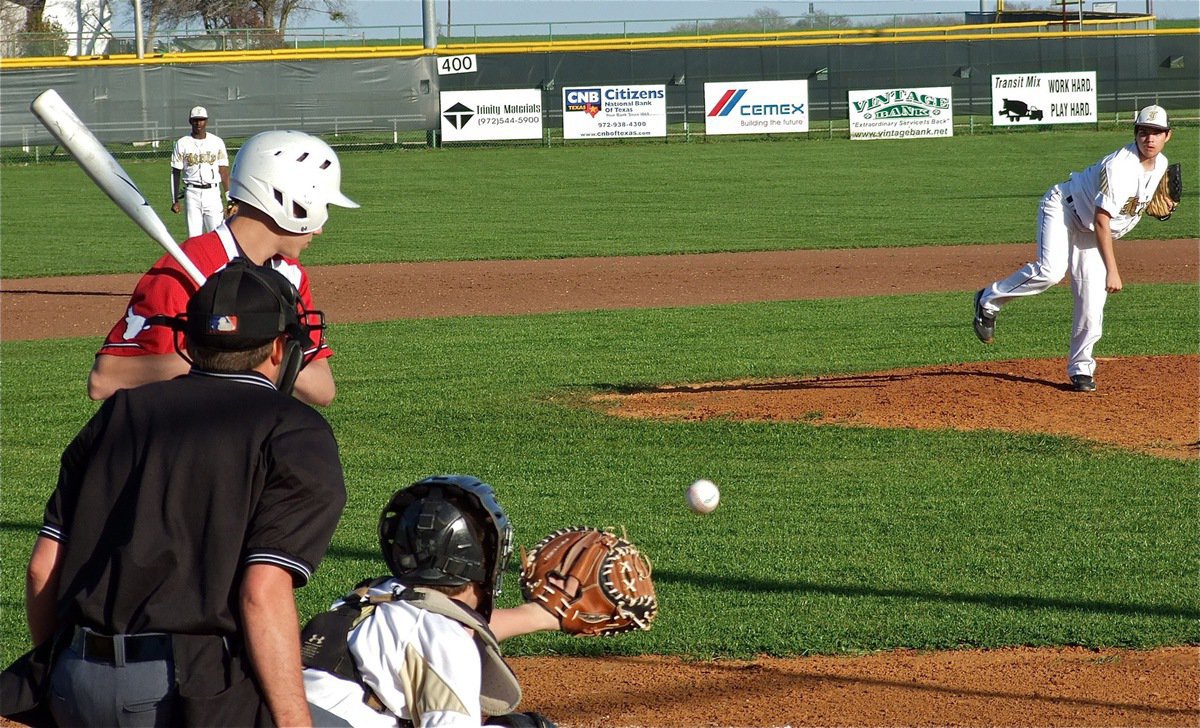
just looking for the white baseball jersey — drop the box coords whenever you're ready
[1064,142,1169,239]
[172,133,229,236]
[170,133,228,186]
[304,579,484,728]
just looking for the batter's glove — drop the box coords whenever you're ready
[520,526,657,636]
[1146,163,1181,220]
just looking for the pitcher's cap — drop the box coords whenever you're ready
[1134,105,1169,130]
[189,106,209,120]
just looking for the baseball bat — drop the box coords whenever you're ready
[30,89,207,287]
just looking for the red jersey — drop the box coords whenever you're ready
[98,224,331,361]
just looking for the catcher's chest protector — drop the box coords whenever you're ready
[300,578,387,682]
[299,580,522,717]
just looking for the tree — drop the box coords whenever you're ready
[9,0,46,32]
[21,16,69,56]
[130,0,350,49]
[793,9,853,31]
[673,6,801,35]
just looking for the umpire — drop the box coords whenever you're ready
[22,260,347,726]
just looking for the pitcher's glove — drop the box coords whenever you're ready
[520,526,657,636]
[1146,163,1181,220]
[225,200,239,218]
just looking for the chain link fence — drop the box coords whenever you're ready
[5,106,1195,168]
[3,10,1170,58]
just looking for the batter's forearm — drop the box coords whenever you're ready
[292,358,336,407]
[88,353,191,400]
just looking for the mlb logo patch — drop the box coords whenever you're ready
[207,315,239,333]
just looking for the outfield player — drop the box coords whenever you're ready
[25,263,347,726]
[973,105,1175,392]
[170,106,230,237]
[89,129,358,407]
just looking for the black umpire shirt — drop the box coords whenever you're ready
[40,369,346,638]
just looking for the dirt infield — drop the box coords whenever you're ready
[594,355,1199,459]
[511,647,1199,727]
[2,241,1195,341]
[2,240,1197,727]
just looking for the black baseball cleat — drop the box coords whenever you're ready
[1070,374,1097,392]
[973,289,995,344]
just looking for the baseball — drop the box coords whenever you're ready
[686,478,720,514]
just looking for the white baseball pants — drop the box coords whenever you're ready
[979,184,1108,378]
[183,185,224,238]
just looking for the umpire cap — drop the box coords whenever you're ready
[185,260,298,351]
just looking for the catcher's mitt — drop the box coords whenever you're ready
[1146,163,1181,220]
[520,526,657,636]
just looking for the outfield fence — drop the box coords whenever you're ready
[5,110,1197,168]
[1,21,1196,162]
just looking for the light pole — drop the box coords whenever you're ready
[133,0,144,57]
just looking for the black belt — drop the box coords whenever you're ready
[186,183,214,189]
[73,627,172,664]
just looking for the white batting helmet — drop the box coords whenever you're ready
[229,130,358,234]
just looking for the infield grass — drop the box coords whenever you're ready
[2,127,1197,278]
[2,284,1196,663]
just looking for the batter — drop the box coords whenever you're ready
[90,129,358,407]
[973,105,1175,392]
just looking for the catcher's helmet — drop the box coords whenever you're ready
[228,130,358,234]
[379,475,513,618]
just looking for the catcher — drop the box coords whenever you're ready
[302,475,657,727]
[302,475,555,727]
[973,104,1179,392]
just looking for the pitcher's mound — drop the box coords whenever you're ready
[595,355,1198,459]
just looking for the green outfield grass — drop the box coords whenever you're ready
[2,285,1196,664]
[2,127,1196,278]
